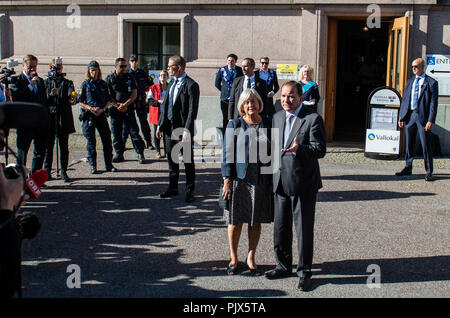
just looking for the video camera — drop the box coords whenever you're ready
[0,59,19,85]
[48,56,66,80]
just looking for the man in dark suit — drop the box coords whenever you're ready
[228,57,269,120]
[265,81,326,291]
[10,54,49,174]
[215,53,243,135]
[255,56,279,113]
[156,55,200,203]
[396,58,439,181]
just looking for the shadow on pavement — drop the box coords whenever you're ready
[307,256,449,291]
[19,167,286,298]
[317,190,435,202]
[322,174,450,182]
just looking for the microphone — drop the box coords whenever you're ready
[0,102,50,129]
[25,169,48,199]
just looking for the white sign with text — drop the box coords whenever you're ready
[365,129,400,154]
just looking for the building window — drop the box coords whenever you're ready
[133,23,180,72]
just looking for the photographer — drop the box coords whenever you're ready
[0,77,11,102]
[78,60,117,174]
[9,55,49,175]
[43,58,76,183]
[0,164,28,298]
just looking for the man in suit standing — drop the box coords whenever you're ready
[255,56,279,114]
[396,58,439,181]
[265,81,326,291]
[215,53,243,135]
[156,55,200,203]
[228,57,269,120]
[10,54,49,174]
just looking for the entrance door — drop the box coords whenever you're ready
[386,17,410,95]
[325,16,409,143]
[332,20,390,141]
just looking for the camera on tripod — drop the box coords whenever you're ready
[47,57,66,80]
[0,59,19,85]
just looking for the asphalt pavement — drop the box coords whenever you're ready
[13,146,450,299]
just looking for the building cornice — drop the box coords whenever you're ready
[0,0,439,7]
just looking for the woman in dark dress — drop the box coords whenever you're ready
[298,64,320,111]
[221,88,273,276]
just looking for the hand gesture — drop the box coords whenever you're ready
[281,138,299,153]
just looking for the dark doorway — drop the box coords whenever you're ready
[334,20,389,141]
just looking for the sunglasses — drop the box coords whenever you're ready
[119,65,127,69]
[260,62,269,65]
[411,65,420,69]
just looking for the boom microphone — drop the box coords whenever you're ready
[25,169,48,199]
[0,102,50,129]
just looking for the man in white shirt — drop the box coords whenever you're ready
[396,57,439,181]
[156,55,200,203]
[228,58,269,120]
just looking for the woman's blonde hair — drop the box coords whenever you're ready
[299,64,314,81]
[237,88,264,117]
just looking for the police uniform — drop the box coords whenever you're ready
[123,67,154,149]
[105,71,145,159]
[78,78,114,172]
[44,74,76,181]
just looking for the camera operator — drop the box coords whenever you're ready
[122,54,154,150]
[0,59,17,103]
[9,55,50,175]
[0,76,11,102]
[43,58,76,183]
[0,164,29,298]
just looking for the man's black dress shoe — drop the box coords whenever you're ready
[45,170,53,181]
[160,189,179,198]
[138,153,146,164]
[112,154,125,163]
[297,271,312,291]
[265,269,291,280]
[395,167,412,176]
[61,171,71,183]
[106,166,118,172]
[185,190,195,203]
[90,166,98,174]
[425,173,434,182]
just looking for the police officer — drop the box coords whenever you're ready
[106,57,146,164]
[43,58,76,183]
[122,54,154,150]
[77,60,117,174]
[10,54,49,175]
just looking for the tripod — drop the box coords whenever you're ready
[49,78,62,180]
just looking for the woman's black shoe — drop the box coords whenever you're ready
[245,262,263,276]
[226,263,239,276]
